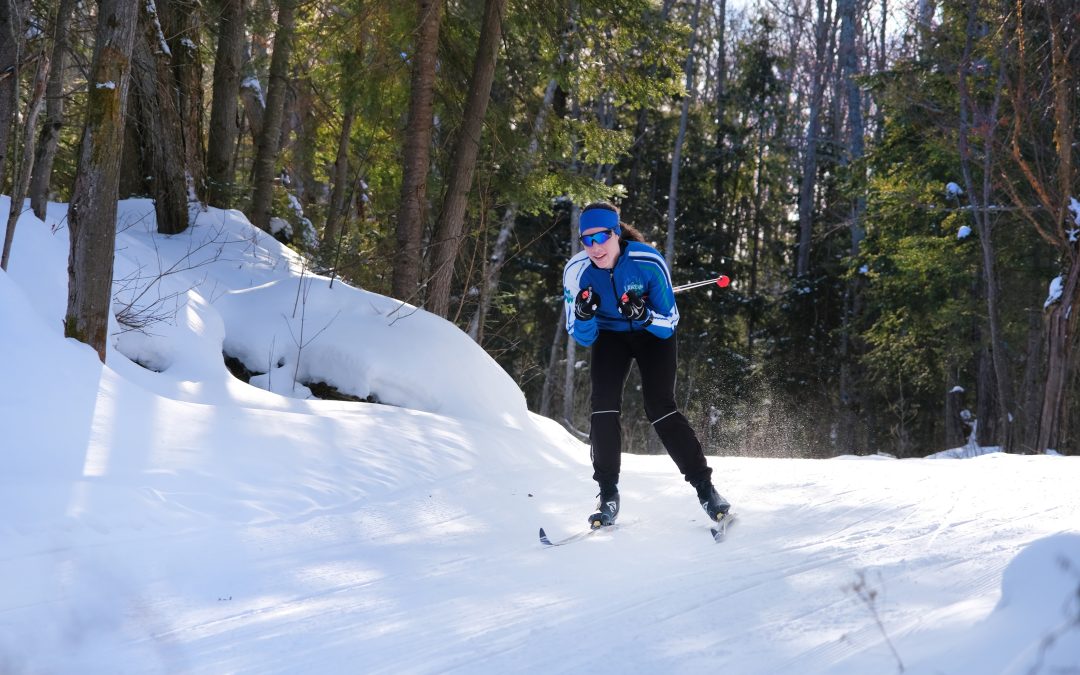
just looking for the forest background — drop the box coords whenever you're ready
[0,0,1077,458]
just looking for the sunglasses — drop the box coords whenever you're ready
[580,229,615,247]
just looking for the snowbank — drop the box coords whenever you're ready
[3,198,530,428]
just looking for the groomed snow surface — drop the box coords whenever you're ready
[2,198,1078,674]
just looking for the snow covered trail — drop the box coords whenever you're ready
[6,403,1076,675]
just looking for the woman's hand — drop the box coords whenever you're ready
[617,291,649,321]
[575,287,600,320]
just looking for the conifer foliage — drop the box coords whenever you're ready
[0,0,1076,456]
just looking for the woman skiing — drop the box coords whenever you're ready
[562,201,730,528]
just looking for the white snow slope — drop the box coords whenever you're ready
[2,198,1078,674]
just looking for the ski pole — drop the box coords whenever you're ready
[673,275,730,294]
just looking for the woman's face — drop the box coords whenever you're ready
[581,227,620,269]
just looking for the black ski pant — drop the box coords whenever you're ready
[588,329,712,489]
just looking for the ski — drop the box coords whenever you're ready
[709,511,737,542]
[539,523,612,547]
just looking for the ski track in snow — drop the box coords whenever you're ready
[5,437,1077,675]
[108,458,1077,673]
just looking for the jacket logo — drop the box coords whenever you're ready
[623,281,645,297]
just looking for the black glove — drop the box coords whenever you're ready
[574,287,600,320]
[617,290,649,322]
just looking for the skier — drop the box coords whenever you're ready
[562,201,731,528]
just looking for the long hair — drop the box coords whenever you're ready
[581,201,645,243]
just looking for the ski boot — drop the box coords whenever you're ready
[695,482,730,522]
[588,484,620,529]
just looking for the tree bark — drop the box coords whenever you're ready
[944,380,966,450]
[426,0,506,318]
[239,51,266,145]
[561,204,582,428]
[393,0,444,301]
[957,0,1014,449]
[467,16,573,342]
[127,0,192,235]
[664,0,703,268]
[836,0,866,449]
[29,0,76,220]
[2,49,49,272]
[0,0,29,189]
[206,0,246,208]
[65,0,140,362]
[974,342,998,446]
[1038,262,1079,452]
[322,103,355,253]
[249,0,296,232]
[162,0,205,203]
[796,0,833,277]
[1032,4,1077,454]
[838,0,865,253]
[1016,307,1045,453]
[539,310,567,417]
[291,78,320,211]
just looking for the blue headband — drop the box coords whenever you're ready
[580,208,620,235]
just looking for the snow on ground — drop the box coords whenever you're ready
[2,198,1079,674]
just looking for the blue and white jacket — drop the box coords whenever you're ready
[562,240,680,347]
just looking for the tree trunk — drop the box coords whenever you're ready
[957,0,1014,449]
[29,0,76,220]
[746,114,765,350]
[288,75,319,210]
[995,0,1080,454]
[128,0,191,235]
[426,0,506,318]
[206,0,246,208]
[1037,260,1079,452]
[838,0,865,253]
[249,0,296,232]
[975,343,998,446]
[539,310,567,417]
[561,204,582,429]
[916,0,936,46]
[2,49,49,272]
[1016,307,1045,453]
[322,103,355,253]
[467,21,572,342]
[0,0,29,189]
[664,0,703,269]
[162,0,205,203]
[65,0,140,362]
[836,0,866,450]
[392,0,444,301]
[944,379,966,450]
[239,50,266,146]
[796,0,833,277]
[710,0,733,257]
